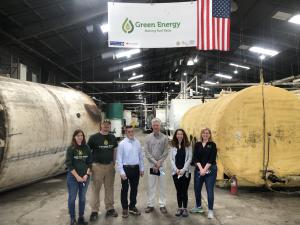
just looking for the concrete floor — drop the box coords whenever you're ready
[1,129,300,225]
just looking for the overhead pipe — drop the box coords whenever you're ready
[88,91,168,95]
[62,81,184,85]
[271,75,300,84]
[199,82,300,88]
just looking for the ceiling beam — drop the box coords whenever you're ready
[6,5,107,41]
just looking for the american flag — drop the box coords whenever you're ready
[196,0,231,51]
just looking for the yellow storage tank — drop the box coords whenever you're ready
[181,85,300,187]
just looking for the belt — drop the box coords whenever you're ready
[123,165,139,168]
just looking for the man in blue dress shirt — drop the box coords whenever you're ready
[116,126,144,218]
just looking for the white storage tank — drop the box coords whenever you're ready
[0,77,100,192]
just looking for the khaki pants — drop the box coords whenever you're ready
[147,164,166,207]
[90,163,115,212]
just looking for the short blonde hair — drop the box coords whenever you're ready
[200,128,212,142]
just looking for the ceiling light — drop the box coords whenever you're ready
[175,68,178,72]
[289,14,300,25]
[131,83,144,88]
[249,46,279,57]
[183,72,187,76]
[193,56,198,63]
[215,73,232,79]
[229,63,250,70]
[115,49,141,59]
[132,72,136,76]
[171,89,174,92]
[187,59,194,66]
[123,63,142,71]
[259,55,266,60]
[272,11,292,21]
[204,81,216,85]
[200,86,210,90]
[100,23,109,33]
[128,74,144,80]
[86,25,93,33]
[175,81,180,85]
[234,69,238,74]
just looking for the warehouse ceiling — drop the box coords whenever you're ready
[1,0,300,104]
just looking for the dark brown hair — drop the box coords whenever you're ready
[71,129,86,147]
[171,129,190,148]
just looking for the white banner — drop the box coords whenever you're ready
[108,2,196,48]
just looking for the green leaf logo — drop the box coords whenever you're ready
[122,18,134,33]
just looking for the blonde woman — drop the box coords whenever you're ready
[191,128,217,219]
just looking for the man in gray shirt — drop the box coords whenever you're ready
[144,118,169,214]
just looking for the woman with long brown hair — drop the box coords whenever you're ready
[190,128,217,219]
[170,129,192,217]
[65,129,92,225]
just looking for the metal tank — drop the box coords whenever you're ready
[181,85,300,188]
[0,77,100,192]
[106,103,124,138]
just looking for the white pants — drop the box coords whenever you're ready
[147,166,166,207]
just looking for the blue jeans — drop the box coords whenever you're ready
[194,165,217,210]
[67,172,89,220]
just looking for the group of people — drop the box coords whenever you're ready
[65,118,217,225]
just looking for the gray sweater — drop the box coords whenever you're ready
[144,132,169,166]
[170,146,192,178]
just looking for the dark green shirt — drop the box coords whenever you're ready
[65,144,92,177]
[88,132,118,164]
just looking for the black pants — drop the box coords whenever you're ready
[121,165,140,210]
[172,173,191,208]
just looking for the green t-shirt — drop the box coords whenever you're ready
[88,132,118,164]
[65,144,92,177]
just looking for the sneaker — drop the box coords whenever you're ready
[106,209,118,217]
[129,207,141,216]
[122,209,129,218]
[175,208,182,217]
[70,219,77,225]
[89,212,98,222]
[160,206,168,214]
[77,217,88,225]
[145,206,154,213]
[190,206,204,214]
[207,210,214,219]
[182,208,188,217]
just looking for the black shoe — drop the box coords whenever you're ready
[175,208,182,217]
[78,217,88,225]
[106,209,118,217]
[145,206,154,213]
[160,206,168,214]
[70,219,77,225]
[89,212,98,222]
[129,207,141,216]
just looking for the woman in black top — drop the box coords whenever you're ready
[170,129,192,217]
[65,129,92,225]
[191,128,217,219]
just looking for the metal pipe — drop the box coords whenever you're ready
[186,76,197,87]
[195,76,198,94]
[144,98,147,130]
[62,81,184,84]
[166,92,169,130]
[199,82,300,88]
[272,76,299,84]
[122,103,166,106]
[88,91,166,95]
